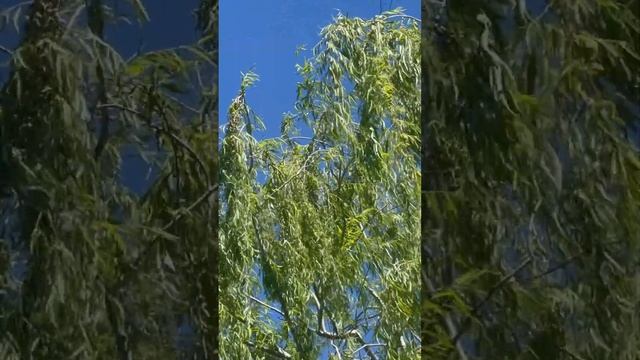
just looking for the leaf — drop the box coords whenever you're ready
[512,118,535,149]
[125,60,147,76]
[130,0,150,22]
[163,254,176,272]
[514,93,539,109]
[626,149,640,171]
[543,141,563,192]
[454,269,491,289]
[590,328,612,352]
[12,5,21,33]
[184,45,214,65]
[141,226,180,242]
[69,345,86,359]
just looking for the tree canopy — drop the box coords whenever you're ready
[422,0,640,358]
[0,0,217,358]
[219,10,421,359]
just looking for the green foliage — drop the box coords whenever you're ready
[220,10,420,360]
[0,1,216,358]
[423,0,640,358]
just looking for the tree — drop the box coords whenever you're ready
[422,0,640,358]
[219,10,421,359]
[0,0,217,358]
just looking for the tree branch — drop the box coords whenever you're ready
[96,103,211,185]
[522,252,582,282]
[309,285,380,360]
[0,45,13,56]
[247,294,285,317]
[245,341,292,359]
[452,257,532,344]
[387,14,421,23]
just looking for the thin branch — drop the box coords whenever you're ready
[97,103,211,184]
[310,283,379,359]
[311,285,326,333]
[0,45,13,56]
[97,102,144,117]
[352,331,380,360]
[352,343,386,357]
[247,294,284,317]
[2,1,32,14]
[127,184,217,273]
[331,341,343,360]
[522,252,582,282]
[165,92,201,114]
[152,123,211,184]
[387,14,421,23]
[270,149,323,193]
[452,257,532,344]
[245,341,292,359]
[162,185,217,231]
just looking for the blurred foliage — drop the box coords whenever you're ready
[0,0,216,358]
[422,0,640,359]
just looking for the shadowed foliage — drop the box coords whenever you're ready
[0,0,217,358]
[422,0,640,358]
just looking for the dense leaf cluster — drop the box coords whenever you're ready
[220,10,421,360]
[0,1,216,358]
[423,1,640,359]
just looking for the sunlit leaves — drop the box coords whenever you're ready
[220,9,420,359]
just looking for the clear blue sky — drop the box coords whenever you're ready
[220,0,420,141]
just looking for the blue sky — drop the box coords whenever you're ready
[220,0,420,142]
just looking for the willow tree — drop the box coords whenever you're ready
[220,10,421,359]
[422,0,640,359]
[0,0,216,358]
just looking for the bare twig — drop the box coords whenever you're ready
[521,251,583,282]
[165,92,201,114]
[331,341,343,360]
[162,185,217,231]
[0,45,13,56]
[247,294,284,317]
[387,14,421,23]
[96,103,211,184]
[352,343,386,357]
